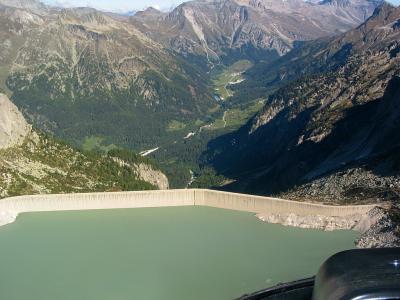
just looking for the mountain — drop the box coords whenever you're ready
[0,4,215,150]
[240,1,399,91]
[130,0,382,65]
[204,4,400,204]
[0,0,386,189]
[0,93,168,198]
[0,0,382,153]
[0,0,47,13]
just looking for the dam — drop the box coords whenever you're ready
[0,189,374,299]
[0,189,376,227]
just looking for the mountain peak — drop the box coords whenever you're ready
[371,1,397,18]
[319,0,351,7]
[360,2,399,28]
[59,7,110,25]
[144,7,161,13]
[134,6,164,18]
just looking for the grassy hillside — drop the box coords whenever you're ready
[0,133,158,198]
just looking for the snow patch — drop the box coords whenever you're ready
[139,147,159,156]
[184,132,196,139]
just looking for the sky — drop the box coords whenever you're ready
[43,0,399,13]
[42,0,187,12]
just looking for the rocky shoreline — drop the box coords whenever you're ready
[257,206,400,248]
[257,212,361,231]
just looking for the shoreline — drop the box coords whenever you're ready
[256,212,363,231]
[0,189,397,247]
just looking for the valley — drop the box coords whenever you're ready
[212,59,253,100]
[0,0,398,200]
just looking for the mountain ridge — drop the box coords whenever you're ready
[203,3,400,204]
[130,0,383,64]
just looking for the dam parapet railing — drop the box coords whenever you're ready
[0,189,376,222]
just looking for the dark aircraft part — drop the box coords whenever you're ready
[237,248,400,300]
[313,248,400,300]
[236,277,314,300]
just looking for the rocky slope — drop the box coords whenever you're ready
[205,4,400,204]
[355,206,400,247]
[0,93,169,198]
[131,0,381,64]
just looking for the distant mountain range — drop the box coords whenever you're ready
[0,2,215,149]
[0,0,382,150]
[204,3,400,204]
[131,0,382,63]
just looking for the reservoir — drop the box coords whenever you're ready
[0,206,358,300]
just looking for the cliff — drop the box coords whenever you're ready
[0,93,30,149]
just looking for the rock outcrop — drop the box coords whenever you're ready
[135,163,169,190]
[257,212,361,231]
[355,206,400,248]
[279,167,400,205]
[257,205,400,248]
[0,93,30,149]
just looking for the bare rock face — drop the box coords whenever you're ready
[0,93,30,149]
[355,207,400,248]
[111,157,169,190]
[257,212,362,231]
[135,163,169,190]
[257,206,400,248]
[279,167,400,205]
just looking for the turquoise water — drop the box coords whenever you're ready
[0,206,358,300]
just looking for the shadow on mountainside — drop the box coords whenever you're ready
[205,76,400,202]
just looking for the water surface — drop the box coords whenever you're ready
[0,206,358,300]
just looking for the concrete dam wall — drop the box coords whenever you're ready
[0,189,376,228]
[195,190,375,217]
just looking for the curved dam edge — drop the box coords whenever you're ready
[0,189,376,230]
